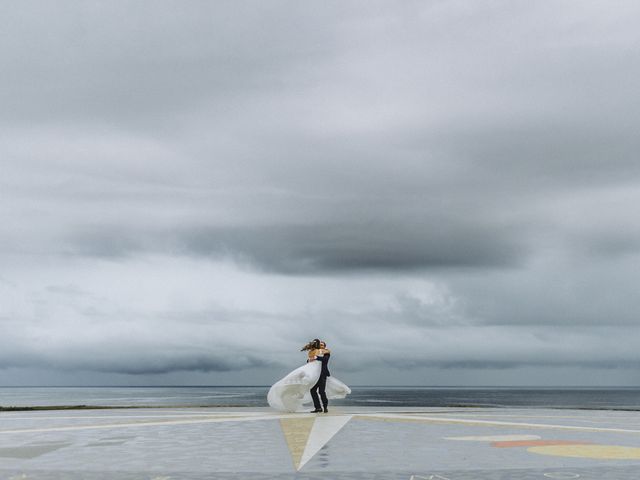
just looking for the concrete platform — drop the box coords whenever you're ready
[1,406,640,479]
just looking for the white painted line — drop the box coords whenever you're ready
[445,434,541,442]
[0,414,282,435]
[358,413,640,434]
[0,412,267,421]
[0,412,333,435]
[298,415,352,470]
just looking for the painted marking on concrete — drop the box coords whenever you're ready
[493,439,591,448]
[544,473,580,479]
[529,444,640,459]
[2,410,272,420]
[0,411,341,435]
[0,414,281,434]
[446,434,541,442]
[279,417,315,470]
[356,413,640,434]
[298,415,352,470]
[442,413,640,425]
[0,413,258,421]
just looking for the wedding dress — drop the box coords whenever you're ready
[267,359,351,412]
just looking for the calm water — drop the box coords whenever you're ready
[2,386,640,410]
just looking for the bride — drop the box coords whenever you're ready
[267,339,351,412]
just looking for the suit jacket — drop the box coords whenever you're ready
[317,352,331,377]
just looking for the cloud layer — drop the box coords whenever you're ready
[2,1,640,385]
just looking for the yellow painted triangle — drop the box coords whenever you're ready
[279,417,315,470]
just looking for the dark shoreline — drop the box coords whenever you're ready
[3,387,640,412]
[3,404,640,412]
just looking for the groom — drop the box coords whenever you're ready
[310,341,330,413]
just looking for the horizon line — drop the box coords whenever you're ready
[2,385,640,388]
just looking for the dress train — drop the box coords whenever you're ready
[267,361,351,412]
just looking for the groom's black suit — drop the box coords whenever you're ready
[311,353,330,411]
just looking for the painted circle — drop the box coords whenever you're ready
[529,444,640,460]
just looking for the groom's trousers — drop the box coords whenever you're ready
[311,375,328,410]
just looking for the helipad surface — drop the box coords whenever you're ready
[1,407,640,479]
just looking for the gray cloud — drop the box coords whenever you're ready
[0,344,267,375]
[61,220,526,272]
[2,1,640,385]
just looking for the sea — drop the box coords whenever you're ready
[2,386,640,410]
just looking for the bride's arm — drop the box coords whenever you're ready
[307,349,317,362]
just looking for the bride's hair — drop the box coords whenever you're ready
[301,339,321,351]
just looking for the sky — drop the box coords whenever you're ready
[2,1,640,386]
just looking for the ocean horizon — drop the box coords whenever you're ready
[2,386,640,410]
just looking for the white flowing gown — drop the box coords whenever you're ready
[267,359,351,412]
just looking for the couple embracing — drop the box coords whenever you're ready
[267,338,351,413]
[302,339,331,413]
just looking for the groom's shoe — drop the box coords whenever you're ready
[310,409,322,413]
[323,408,329,413]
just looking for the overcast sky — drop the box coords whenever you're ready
[2,1,640,386]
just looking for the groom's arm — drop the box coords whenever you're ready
[316,353,330,365]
